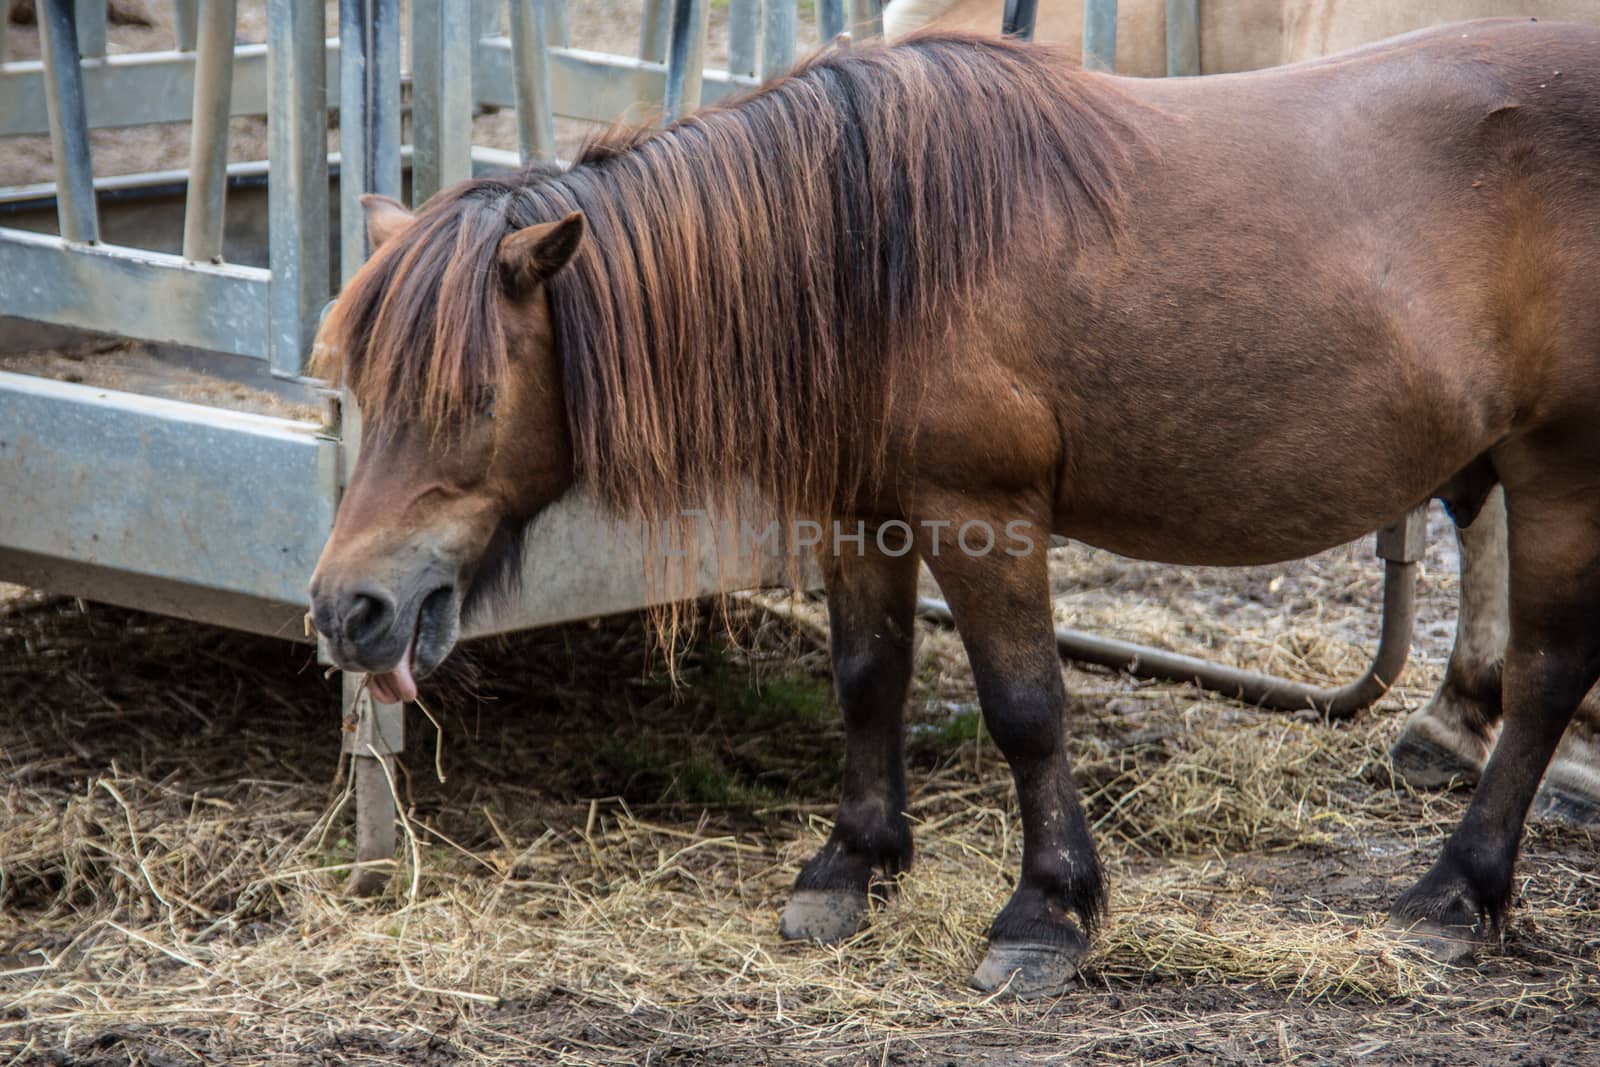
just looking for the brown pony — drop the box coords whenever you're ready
[311,21,1600,996]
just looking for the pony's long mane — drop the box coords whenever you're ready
[324,32,1131,538]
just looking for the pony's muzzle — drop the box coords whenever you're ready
[309,579,406,673]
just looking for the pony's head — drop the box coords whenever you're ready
[308,192,585,703]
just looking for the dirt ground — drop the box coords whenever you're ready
[3,511,1599,1066]
[4,5,1599,1066]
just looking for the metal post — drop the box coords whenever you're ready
[75,0,107,59]
[38,0,99,244]
[182,0,237,263]
[919,506,1428,721]
[339,666,404,896]
[547,0,568,47]
[1083,0,1117,71]
[409,0,440,205]
[339,0,403,283]
[173,0,198,50]
[849,0,882,40]
[727,0,758,76]
[818,0,846,43]
[509,0,556,164]
[473,0,500,38]
[1165,0,1199,76]
[761,0,796,79]
[1003,0,1038,41]
[0,3,9,66]
[640,0,669,62]
[267,0,329,377]
[662,0,707,123]
[438,1,473,188]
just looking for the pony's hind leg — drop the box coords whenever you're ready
[921,521,1102,998]
[779,543,919,944]
[1391,481,1600,957]
[1390,488,1507,788]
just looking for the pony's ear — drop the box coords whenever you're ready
[498,212,586,298]
[361,194,415,249]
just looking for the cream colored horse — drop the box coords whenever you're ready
[885,0,1599,75]
[883,0,1600,823]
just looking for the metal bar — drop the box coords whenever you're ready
[473,0,500,39]
[0,368,335,608]
[75,0,107,59]
[0,42,344,137]
[339,672,403,896]
[761,0,796,79]
[1082,0,1117,71]
[547,0,568,48]
[339,0,368,281]
[181,0,236,263]
[662,0,707,123]
[439,1,473,188]
[267,0,329,378]
[1165,0,1199,76]
[173,0,198,50]
[727,0,758,76]
[640,0,669,62]
[1003,0,1038,41]
[508,0,556,164]
[38,0,99,243]
[850,0,882,40]
[409,0,440,205]
[918,509,1426,720]
[818,0,846,43]
[0,226,269,355]
[1,4,10,66]
[340,0,404,280]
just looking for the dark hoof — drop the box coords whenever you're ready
[1388,732,1483,791]
[1531,780,1600,827]
[970,941,1082,999]
[1385,916,1480,964]
[779,889,869,944]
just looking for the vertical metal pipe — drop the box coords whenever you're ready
[371,0,401,200]
[473,0,499,38]
[640,0,669,62]
[409,0,440,205]
[1082,0,1117,71]
[268,0,329,377]
[173,0,198,50]
[760,0,796,79]
[1002,0,1038,41]
[1165,0,1199,76]
[75,0,107,58]
[338,0,369,283]
[547,0,568,47]
[438,1,473,187]
[182,0,237,263]
[509,0,556,163]
[662,0,707,123]
[0,3,10,66]
[817,0,845,43]
[39,0,99,244]
[727,0,758,76]
[849,0,882,39]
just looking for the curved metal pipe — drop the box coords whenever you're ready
[916,508,1427,721]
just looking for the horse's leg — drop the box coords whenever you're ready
[921,525,1101,997]
[779,543,919,943]
[1391,484,1600,957]
[1386,487,1600,824]
[1390,488,1507,788]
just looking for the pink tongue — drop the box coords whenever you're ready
[367,636,418,705]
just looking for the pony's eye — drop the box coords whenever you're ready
[473,388,497,417]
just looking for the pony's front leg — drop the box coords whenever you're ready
[922,517,1102,998]
[780,542,919,943]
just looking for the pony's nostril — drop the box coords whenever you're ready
[341,591,395,647]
